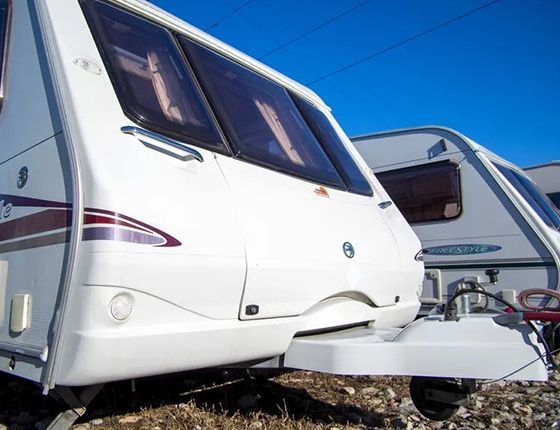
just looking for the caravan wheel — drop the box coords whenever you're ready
[409,376,460,421]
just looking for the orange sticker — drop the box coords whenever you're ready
[314,187,329,198]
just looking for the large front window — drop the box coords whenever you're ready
[493,163,560,230]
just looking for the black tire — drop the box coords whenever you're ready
[409,376,459,421]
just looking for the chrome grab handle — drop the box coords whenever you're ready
[121,126,204,163]
[378,200,393,209]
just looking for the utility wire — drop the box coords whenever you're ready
[480,346,560,385]
[306,0,503,86]
[258,0,374,60]
[204,0,255,31]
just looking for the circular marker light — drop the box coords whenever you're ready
[110,293,134,321]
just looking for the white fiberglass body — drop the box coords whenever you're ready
[352,127,560,313]
[0,0,424,389]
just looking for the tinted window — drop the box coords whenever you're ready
[548,192,560,210]
[81,0,225,152]
[292,96,372,196]
[179,37,345,189]
[493,163,560,230]
[376,161,461,223]
[0,0,10,109]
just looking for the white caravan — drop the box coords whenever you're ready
[352,127,560,316]
[0,2,553,427]
[525,161,560,209]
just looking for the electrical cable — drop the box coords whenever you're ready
[447,283,518,311]
[306,0,503,85]
[527,319,555,367]
[204,0,255,31]
[447,285,558,370]
[480,347,560,385]
[544,322,560,340]
[258,0,374,60]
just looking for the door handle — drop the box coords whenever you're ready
[121,126,204,163]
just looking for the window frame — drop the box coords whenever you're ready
[492,161,560,231]
[376,160,463,224]
[0,0,12,115]
[79,0,232,156]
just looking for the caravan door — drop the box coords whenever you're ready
[0,0,73,379]
[180,38,405,320]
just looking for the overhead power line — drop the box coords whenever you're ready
[258,0,374,60]
[306,0,503,86]
[204,0,255,31]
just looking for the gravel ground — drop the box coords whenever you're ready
[0,369,559,430]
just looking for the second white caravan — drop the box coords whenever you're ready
[352,127,560,314]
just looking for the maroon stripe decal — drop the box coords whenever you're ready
[83,213,152,234]
[0,209,70,242]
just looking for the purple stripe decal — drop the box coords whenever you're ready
[0,231,69,254]
[83,227,165,246]
[0,194,72,209]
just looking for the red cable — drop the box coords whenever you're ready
[523,311,560,323]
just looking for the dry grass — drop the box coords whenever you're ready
[1,369,559,429]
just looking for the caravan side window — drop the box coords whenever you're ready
[493,163,560,230]
[81,0,226,153]
[0,0,10,112]
[179,37,346,190]
[376,161,462,223]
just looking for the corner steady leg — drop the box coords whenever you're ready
[46,384,104,430]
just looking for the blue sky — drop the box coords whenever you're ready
[152,0,559,167]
